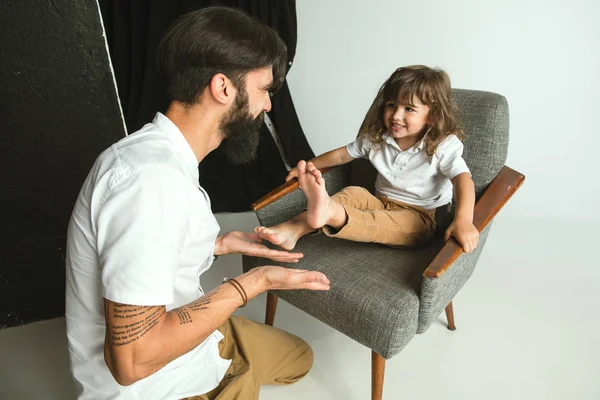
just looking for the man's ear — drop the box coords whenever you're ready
[209,73,235,105]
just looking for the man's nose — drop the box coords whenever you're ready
[264,93,272,112]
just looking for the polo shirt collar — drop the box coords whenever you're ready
[382,131,427,153]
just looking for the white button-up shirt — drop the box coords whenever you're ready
[346,133,470,209]
[66,113,230,400]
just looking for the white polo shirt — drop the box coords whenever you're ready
[346,133,470,209]
[65,113,230,400]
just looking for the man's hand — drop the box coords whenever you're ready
[444,217,479,253]
[255,265,330,291]
[214,231,304,262]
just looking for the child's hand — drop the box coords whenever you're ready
[444,218,479,253]
[285,167,299,182]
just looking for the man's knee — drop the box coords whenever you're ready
[297,340,314,377]
[274,339,314,385]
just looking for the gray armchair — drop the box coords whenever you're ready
[242,89,525,400]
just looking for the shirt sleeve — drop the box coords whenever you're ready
[97,166,193,306]
[436,135,471,180]
[345,135,371,159]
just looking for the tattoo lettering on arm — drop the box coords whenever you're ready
[187,287,220,312]
[173,287,221,325]
[174,309,192,325]
[109,303,166,347]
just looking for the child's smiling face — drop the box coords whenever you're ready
[383,96,431,143]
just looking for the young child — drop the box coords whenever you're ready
[256,65,480,253]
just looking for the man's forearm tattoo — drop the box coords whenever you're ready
[109,304,166,347]
[174,308,192,325]
[108,287,224,340]
[175,288,221,325]
[188,288,220,312]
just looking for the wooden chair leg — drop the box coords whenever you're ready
[265,292,278,326]
[445,301,456,331]
[372,351,385,400]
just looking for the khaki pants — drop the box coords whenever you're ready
[184,316,313,400]
[323,186,436,247]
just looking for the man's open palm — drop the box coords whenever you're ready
[214,231,304,263]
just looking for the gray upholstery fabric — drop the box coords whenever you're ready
[417,224,492,333]
[249,88,510,359]
[453,89,509,197]
[243,233,446,359]
[414,90,509,331]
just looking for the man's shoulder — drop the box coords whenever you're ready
[89,125,186,195]
[111,124,182,170]
[118,124,179,164]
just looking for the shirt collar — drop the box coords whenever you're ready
[382,131,426,153]
[413,136,427,152]
[152,112,200,185]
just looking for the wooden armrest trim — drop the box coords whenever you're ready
[251,167,331,211]
[423,166,525,278]
[252,179,300,211]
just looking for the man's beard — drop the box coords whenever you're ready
[218,89,263,164]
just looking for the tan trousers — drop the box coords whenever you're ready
[184,316,313,400]
[323,186,437,247]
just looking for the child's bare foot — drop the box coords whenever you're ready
[255,224,303,251]
[298,161,333,229]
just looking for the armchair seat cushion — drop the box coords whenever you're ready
[243,232,446,359]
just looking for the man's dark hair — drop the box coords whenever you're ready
[158,6,287,105]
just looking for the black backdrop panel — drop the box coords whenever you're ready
[0,0,125,328]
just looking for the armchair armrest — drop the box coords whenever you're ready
[423,166,525,278]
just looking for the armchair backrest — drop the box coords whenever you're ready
[350,88,510,199]
[452,89,509,196]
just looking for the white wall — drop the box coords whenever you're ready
[287,0,600,222]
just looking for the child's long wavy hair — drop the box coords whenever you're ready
[358,65,464,156]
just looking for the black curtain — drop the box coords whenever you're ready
[0,0,126,327]
[98,0,314,212]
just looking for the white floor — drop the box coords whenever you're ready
[1,213,599,400]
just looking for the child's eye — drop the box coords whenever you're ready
[386,102,395,108]
[405,107,415,112]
